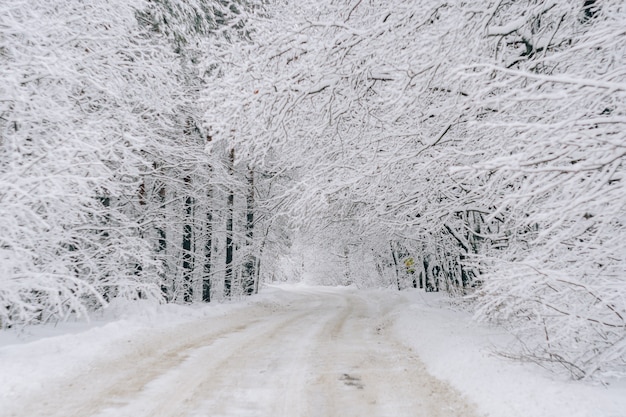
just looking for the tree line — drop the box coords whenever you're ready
[210,0,625,380]
[1,0,624,381]
[0,0,279,326]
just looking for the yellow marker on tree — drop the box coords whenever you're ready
[404,257,415,274]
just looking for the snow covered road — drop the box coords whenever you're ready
[4,285,625,417]
[2,286,481,417]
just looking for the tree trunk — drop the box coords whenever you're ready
[423,257,434,292]
[202,185,212,302]
[243,167,255,295]
[390,242,401,291]
[343,247,351,285]
[203,135,214,302]
[224,148,235,297]
[98,195,112,301]
[254,224,271,295]
[182,176,194,303]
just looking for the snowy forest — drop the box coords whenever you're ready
[1,0,624,381]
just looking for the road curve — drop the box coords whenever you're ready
[5,286,482,417]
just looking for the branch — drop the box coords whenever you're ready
[465,63,626,91]
[443,224,469,252]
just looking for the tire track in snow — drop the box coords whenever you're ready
[5,304,284,417]
[303,290,483,417]
[4,287,483,417]
[97,302,331,417]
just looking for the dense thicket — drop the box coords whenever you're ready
[0,0,272,326]
[1,0,624,380]
[212,0,625,380]
[0,0,171,325]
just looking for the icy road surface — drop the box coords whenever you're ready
[4,286,481,417]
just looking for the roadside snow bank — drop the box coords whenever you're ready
[392,289,626,417]
[0,287,288,407]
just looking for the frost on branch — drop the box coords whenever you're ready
[0,0,176,327]
[1,0,624,383]
[458,1,626,380]
[215,0,626,379]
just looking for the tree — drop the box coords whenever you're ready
[2,0,624,381]
[136,0,265,302]
[208,0,625,379]
[454,0,626,379]
[0,0,179,326]
[0,0,266,326]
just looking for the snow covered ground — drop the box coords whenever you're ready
[392,290,626,417]
[1,284,624,417]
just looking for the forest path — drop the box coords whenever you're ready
[5,286,481,417]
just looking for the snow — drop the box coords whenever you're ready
[0,298,251,408]
[1,285,625,417]
[486,17,526,36]
[392,289,626,417]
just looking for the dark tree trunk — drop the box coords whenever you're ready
[203,136,214,302]
[224,149,235,297]
[98,195,112,301]
[253,256,261,294]
[343,247,351,285]
[182,177,194,302]
[202,186,212,303]
[156,182,169,300]
[390,242,401,291]
[243,168,255,295]
[423,257,436,292]
[254,225,271,295]
[246,169,254,243]
[431,265,440,292]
